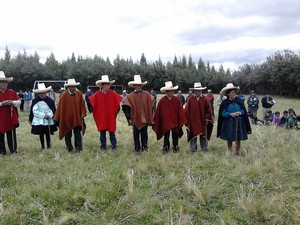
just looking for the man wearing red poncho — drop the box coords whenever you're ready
[0,71,21,155]
[152,81,187,153]
[89,75,122,150]
[185,82,214,153]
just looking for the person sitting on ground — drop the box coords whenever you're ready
[264,110,274,125]
[286,108,297,129]
[272,111,281,126]
[279,110,288,127]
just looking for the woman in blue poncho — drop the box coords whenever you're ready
[217,83,251,155]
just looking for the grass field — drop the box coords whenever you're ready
[0,94,300,224]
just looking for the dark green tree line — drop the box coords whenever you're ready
[1,47,300,96]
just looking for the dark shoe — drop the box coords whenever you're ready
[67,148,74,152]
[162,146,169,154]
[173,146,180,153]
[112,146,117,150]
[134,148,141,152]
[142,145,149,152]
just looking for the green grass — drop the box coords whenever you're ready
[0,94,299,224]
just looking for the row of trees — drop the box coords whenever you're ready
[0,46,299,96]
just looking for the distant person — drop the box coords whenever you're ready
[185,82,214,153]
[89,75,122,150]
[59,87,65,97]
[217,83,251,156]
[121,90,128,103]
[122,75,154,152]
[0,71,21,155]
[18,90,24,112]
[272,111,281,126]
[206,89,215,119]
[237,92,245,102]
[150,88,157,112]
[247,90,259,119]
[152,81,187,153]
[29,83,57,150]
[24,90,33,111]
[177,90,185,107]
[286,108,297,129]
[186,90,193,103]
[279,110,288,127]
[261,93,275,121]
[217,94,227,111]
[54,79,87,152]
[48,89,56,103]
[264,110,274,125]
[85,88,93,113]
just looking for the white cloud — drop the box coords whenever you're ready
[1,0,300,70]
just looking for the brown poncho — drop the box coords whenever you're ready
[54,90,87,139]
[123,90,154,130]
[185,95,214,141]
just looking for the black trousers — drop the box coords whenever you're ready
[64,126,82,151]
[39,133,51,149]
[163,130,179,150]
[133,125,148,151]
[0,129,17,155]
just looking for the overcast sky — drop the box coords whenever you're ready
[1,0,299,70]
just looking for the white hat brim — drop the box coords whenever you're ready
[160,86,178,93]
[33,86,52,94]
[220,86,240,96]
[96,80,115,86]
[64,82,80,87]
[0,77,13,82]
[189,86,206,91]
[128,81,147,88]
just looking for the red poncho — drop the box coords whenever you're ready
[152,96,187,140]
[185,95,214,141]
[0,89,20,133]
[89,90,122,132]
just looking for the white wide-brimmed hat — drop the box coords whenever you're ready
[95,75,115,86]
[64,78,80,87]
[128,75,147,88]
[220,83,240,96]
[0,71,13,82]
[189,82,206,91]
[33,83,52,94]
[160,81,178,93]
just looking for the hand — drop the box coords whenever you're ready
[81,115,85,119]
[44,115,49,119]
[2,100,12,105]
[128,119,133,125]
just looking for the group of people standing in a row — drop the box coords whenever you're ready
[1,70,252,156]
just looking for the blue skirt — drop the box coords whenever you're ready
[219,116,248,141]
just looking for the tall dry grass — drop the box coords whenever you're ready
[0,94,299,224]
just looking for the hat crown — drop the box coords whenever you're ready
[133,75,142,83]
[37,83,47,90]
[0,71,5,78]
[164,81,174,88]
[225,83,235,88]
[67,78,76,84]
[101,75,110,82]
[194,82,203,88]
